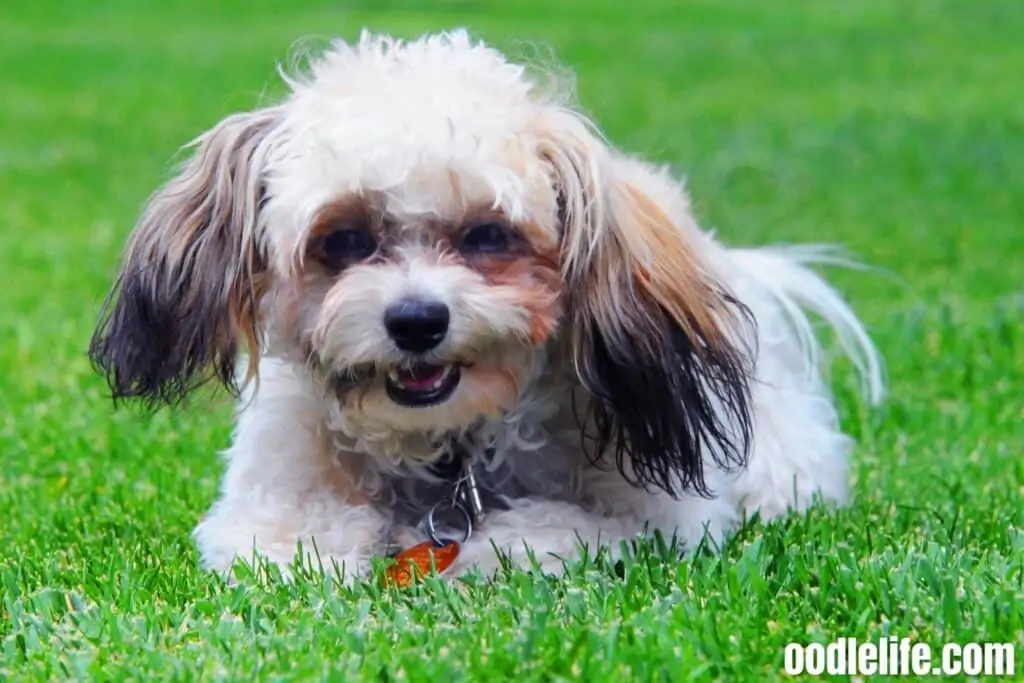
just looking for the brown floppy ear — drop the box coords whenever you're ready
[89,107,282,407]
[537,110,755,498]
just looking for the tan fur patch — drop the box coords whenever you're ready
[470,253,563,346]
[464,364,522,417]
[612,182,736,353]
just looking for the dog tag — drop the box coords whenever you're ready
[383,540,460,587]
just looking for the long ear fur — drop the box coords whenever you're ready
[89,107,282,407]
[537,109,755,498]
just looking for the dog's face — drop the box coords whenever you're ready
[91,30,754,495]
[286,196,562,438]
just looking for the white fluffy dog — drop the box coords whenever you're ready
[90,29,883,582]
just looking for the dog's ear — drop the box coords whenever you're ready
[536,110,755,498]
[89,107,282,407]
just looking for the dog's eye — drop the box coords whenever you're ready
[316,229,377,269]
[459,222,516,254]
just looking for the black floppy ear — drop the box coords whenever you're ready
[89,107,281,407]
[538,112,756,498]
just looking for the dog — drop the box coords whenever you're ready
[89,29,883,582]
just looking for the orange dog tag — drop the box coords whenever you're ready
[384,540,460,587]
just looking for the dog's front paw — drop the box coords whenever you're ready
[221,549,375,585]
[449,499,634,579]
[193,499,389,585]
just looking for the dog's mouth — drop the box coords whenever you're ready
[385,363,462,407]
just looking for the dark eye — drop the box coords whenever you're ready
[459,222,516,254]
[315,228,377,269]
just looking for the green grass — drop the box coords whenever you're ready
[2,0,1022,680]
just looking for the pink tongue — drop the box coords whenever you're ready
[396,364,445,389]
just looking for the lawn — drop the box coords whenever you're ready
[1,0,1022,680]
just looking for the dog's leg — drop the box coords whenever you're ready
[193,359,388,582]
[449,473,742,577]
[450,497,636,577]
[195,494,388,582]
[580,465,741,553]
[725,376,852,521]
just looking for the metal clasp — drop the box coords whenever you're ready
[423,461,485,546]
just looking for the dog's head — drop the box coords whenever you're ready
[90,30,754,496]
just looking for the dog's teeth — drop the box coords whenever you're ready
[386,363,455,390]
[427,369,447,389]
[436,365,454,386]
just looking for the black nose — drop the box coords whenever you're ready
[383,299,450,352]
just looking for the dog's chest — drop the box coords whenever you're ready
[382,426,581,527]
